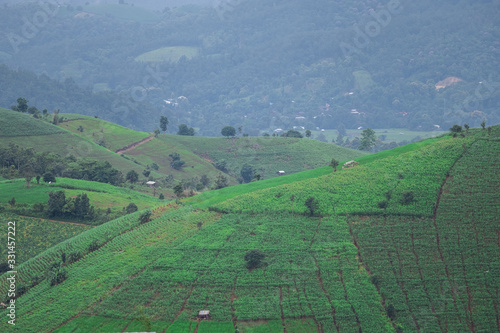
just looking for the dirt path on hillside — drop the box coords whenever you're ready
[115,136,154,155]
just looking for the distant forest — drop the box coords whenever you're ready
[0,0,499,135]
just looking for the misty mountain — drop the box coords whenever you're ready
[0,0,499,134]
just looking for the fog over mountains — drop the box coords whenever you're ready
[1,0,499,135]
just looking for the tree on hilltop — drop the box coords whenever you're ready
[160,116,169,137]
[221,126,236,137]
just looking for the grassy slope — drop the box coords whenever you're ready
[58,114,150,152]
[0,177,161,265]
[0,109,162,180]
[0,213,91,266]
[0,178,158,210]
[58,114,367,184]
[166,134,367,180]
[2,128,497,332]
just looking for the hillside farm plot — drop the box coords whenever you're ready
[210,136,474,216]
[0,209,393,333]
[0,178,159,212]
[0,108,66,137]
[170,135,367,180]
[0,214,91,265]
[59,114,150,152]
[349,137,500,332]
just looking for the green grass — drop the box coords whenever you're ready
[0,178,159,212]
[0,108,66,136]
[135,46,199,63]
[59,114,150,152]
[164,135,367,180]
[192,134,467,216]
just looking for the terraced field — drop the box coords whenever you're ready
[0,127,497,332]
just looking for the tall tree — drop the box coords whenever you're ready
[329,158,339,172]
[359,128,377,151]
[160,116,169,137]
[48,191,66,217]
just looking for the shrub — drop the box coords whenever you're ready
[43,172,56,183]
[401,191,415,205]
[386,304,396,320]
[139,210,152,224]
[378,200,388,209]
[244,250,266,269]
[304,196,319,216]
[125,202,138,214]
[88,239,100,252]
[68,251,81,264]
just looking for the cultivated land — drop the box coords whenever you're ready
[0,124,497,332]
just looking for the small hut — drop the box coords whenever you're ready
[277,171,285,176]
[342,161,359,169]
[146,181,157,196]
[198,310,210,320]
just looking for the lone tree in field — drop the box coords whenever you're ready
[481,120,486,130]
[329,158,339,172]
[126,170,139,183]
[160,116,169,137]
[304,196,319,216]
[125,202,138,214]
[359,128,377,151]
[449,124,462,137]
[139,210,152,224]
[244,250,266,269]
[221,126,236,138]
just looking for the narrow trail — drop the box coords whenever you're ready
[279,286,288,333]
[115,136,154,155]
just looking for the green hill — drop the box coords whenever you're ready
[57,113,367,185]
[1,126,497,332]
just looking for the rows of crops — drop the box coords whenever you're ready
[170,135,367,180]
[0,204,175,297]
[56,213,391,332]
[349,137,500,332]
[0,108,66,137]
[0,205,219,332]
[59,115,150,152]
[0,214,91,265]
[211,136,473,217]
